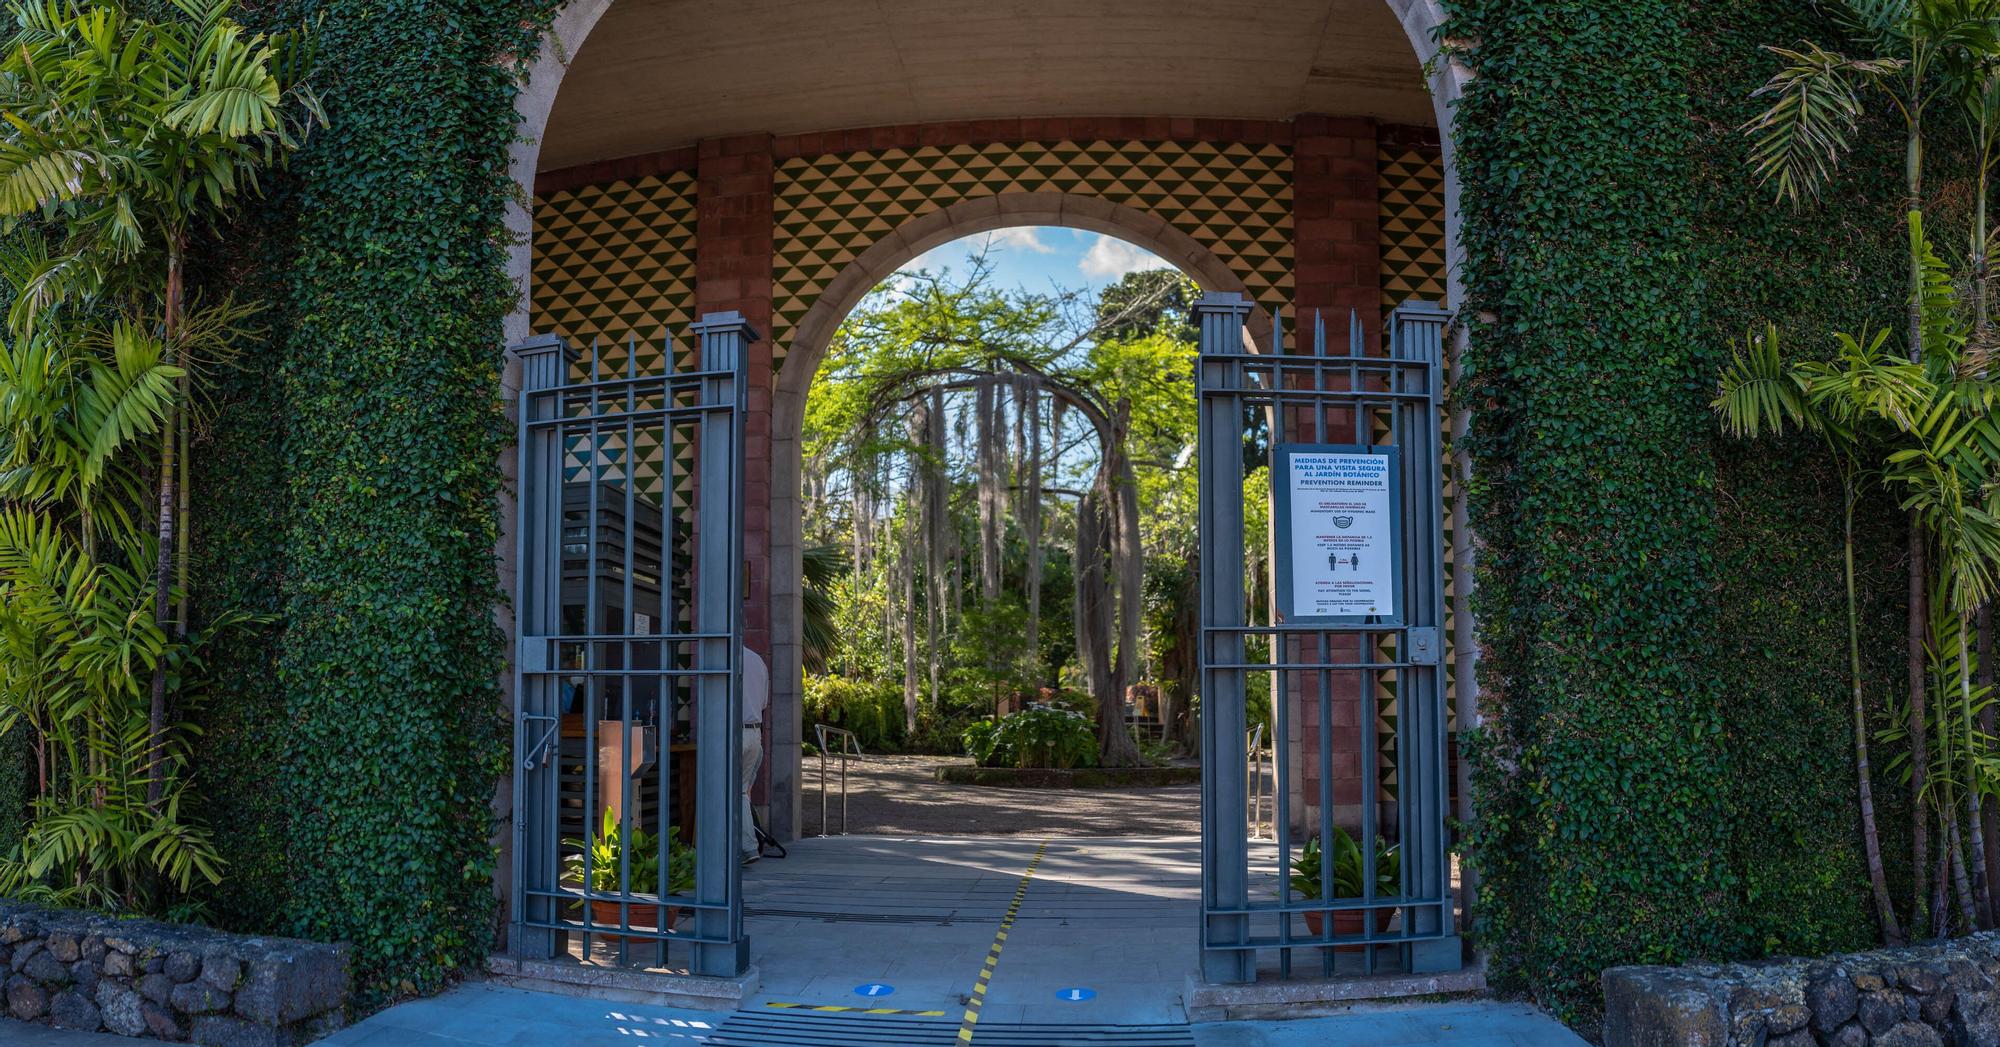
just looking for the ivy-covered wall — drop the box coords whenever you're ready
[1454,0,1931,1023]
[186,0,561,1005]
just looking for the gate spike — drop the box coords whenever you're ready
[1349,309,1362,357]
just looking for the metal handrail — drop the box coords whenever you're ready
[815,724,863,836]
[1247,724,1270,840]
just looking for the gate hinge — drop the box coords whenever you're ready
[1408,627,1440,666]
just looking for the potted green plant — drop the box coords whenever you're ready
[1290,826,1400,947]
[565,807,696,941]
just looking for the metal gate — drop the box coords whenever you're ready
[509,313,754,978]
[1194,293,1459,982]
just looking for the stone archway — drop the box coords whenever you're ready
[498,0,1478,880]
[764,193,1258,837]
[502,0,1466,339]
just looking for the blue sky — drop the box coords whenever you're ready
[903,226,1174,297]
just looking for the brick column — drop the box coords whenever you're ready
[1293,114,1382,339]
[696,134,776,808]
[697,133,776,657]
[1288,114,1383,834]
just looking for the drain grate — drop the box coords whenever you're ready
[709,1011,1196,1046]
[745,907,986,925]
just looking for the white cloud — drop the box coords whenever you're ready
[981,227,1058,254]
[1078,235,1173,279]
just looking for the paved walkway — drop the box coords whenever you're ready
[2,837,1570,1045]
[6,987,1585,1046]
[307,982,1584,1045]
[746,835,1200,1025]
[801,753,1204,836]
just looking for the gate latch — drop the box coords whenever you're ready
[1408,627,1440,666]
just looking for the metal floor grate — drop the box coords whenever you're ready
[709,1011,1196,1046]
[744,906,984,925]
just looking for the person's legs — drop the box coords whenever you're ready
[740,726,763,860]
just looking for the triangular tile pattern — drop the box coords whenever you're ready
[533,173,698,507]
[1377,145,1447,313]
[532,172,699,377]
[772,139,1294,365]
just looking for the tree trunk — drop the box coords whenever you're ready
[1905,118,1933,934]
[1964,607,1992,929]
[1981,601,2000,921]
[901,418,923,734]
[1934,829,1952,938]
[1023,381,1043,681]
[1912,514,1932,931]
[975,378,1003,605]
[1847,488,1903,943]
[146,240,186,809]
[1106,402,1144,769]
[1079,471,1143,768]
[924,393,947,710]
[1953,811,1978,933]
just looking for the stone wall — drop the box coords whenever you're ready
[1,901,349,1045]
[1603,934,2000,1047]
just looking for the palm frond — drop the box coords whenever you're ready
[1714,323,1813,437]
[76,320,180,492]
[1744,44,1904,203]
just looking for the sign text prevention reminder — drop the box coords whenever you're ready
[1275,445,1401,623]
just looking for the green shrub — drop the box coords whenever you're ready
[909,704,982,755]
[964,706,1098,770]
[962,720,999,766]
[803,674,905,751]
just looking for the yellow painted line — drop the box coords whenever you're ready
[762,1001,948,1017]
[957,840,1047,1045]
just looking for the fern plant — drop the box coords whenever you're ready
[0,507,239,911]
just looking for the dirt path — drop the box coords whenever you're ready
[797,753,1202,837]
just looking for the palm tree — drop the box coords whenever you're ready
[1717,321,1929,943]
[801,542,846,673]
[0,0,321,805]
[0,310,229,910]
[1743,0,2000,929]
[1880,216,2000,927]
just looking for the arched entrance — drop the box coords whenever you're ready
[496,0,1475,1015]
[766,193,1260,840]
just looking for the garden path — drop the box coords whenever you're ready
[797,752,1205,837]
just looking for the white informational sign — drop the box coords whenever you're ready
[1282,449,1398,621]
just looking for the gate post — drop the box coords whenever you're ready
[509,333,577,960]
[690,312,756,978]
[1195,293,1257,984]
[1390,301,1459,973]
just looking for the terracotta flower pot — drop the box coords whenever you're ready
[1302,906,1392,952]
[586,899,680,947]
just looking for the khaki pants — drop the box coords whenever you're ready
[740,726,763,858]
